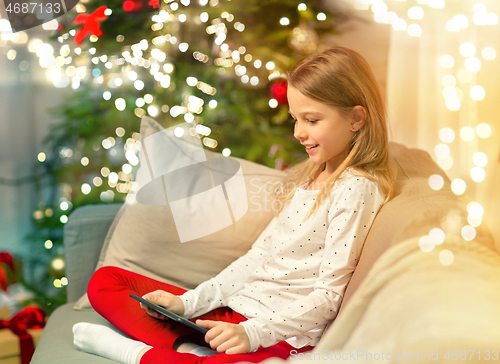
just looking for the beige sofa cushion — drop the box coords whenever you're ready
[74,117,284,309]
[341,143,495,311]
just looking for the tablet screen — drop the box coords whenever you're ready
[130,293,208,335]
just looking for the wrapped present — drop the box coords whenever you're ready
[0,307,45,364]
[0,306,8,321]
[0,290,18,321]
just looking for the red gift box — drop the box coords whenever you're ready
[0,307,45,364]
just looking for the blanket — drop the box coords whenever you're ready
[245,234,500,364]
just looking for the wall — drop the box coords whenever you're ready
[0,31,65,256]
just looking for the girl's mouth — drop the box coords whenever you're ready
[305,145,318,153]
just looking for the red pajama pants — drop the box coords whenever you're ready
[87,266,313,364]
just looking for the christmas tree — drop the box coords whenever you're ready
[26,0,348,314]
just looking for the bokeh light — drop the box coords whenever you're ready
[439,55,454,68]
[460,42,476,57]
[473,152,488,167]
[451,179,466,195]
[465,57,481,72]
[482,47,496,60]
[439,250,454,266]
[435,144,450,159]
[470,167,486,182]
[476,123,491,138]
[429,174,444,190]
[407,24,422,37]
[460,126,475,141]
[470,85,485,100]
[461,225,476,241]
[439,128,455,143]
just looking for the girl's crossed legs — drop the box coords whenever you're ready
[80,266,312,364]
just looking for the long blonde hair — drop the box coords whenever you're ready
[273,47,397,219]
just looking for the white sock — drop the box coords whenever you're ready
[73,322,152,364]
[189,345,219,357]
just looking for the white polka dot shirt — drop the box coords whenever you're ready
[180,170,385,352]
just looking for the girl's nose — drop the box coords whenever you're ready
[294,122,306,141]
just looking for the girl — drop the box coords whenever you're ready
[73,46,396,364]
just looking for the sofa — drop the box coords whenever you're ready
[30,142,500,364]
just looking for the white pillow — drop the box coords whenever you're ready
[74,116,284,309]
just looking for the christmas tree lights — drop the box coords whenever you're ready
[1,0,345,313]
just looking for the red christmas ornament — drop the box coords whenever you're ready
[73,6,109,45]
[0,252,16,291]
[123,0,143,13]
[270,79,288,106]
[148,0,160,9]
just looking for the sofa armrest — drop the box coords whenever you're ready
[64,203,122,302]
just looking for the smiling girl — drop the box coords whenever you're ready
[72,46,396,364]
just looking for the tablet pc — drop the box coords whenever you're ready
[130,293,208,335]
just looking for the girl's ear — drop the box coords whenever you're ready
[350,105,367,132]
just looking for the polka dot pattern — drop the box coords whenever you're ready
[180,171,385,352]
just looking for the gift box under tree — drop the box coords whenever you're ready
[0,253,45,364]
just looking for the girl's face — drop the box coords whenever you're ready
[287,85,355,175]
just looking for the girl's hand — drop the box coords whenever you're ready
[196,320,251,354]
[140,290,184,320]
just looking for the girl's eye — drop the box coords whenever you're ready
[307,120,318,124]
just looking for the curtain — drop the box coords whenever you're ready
[384,0,500,249]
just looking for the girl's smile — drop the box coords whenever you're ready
[304,144,318,153]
